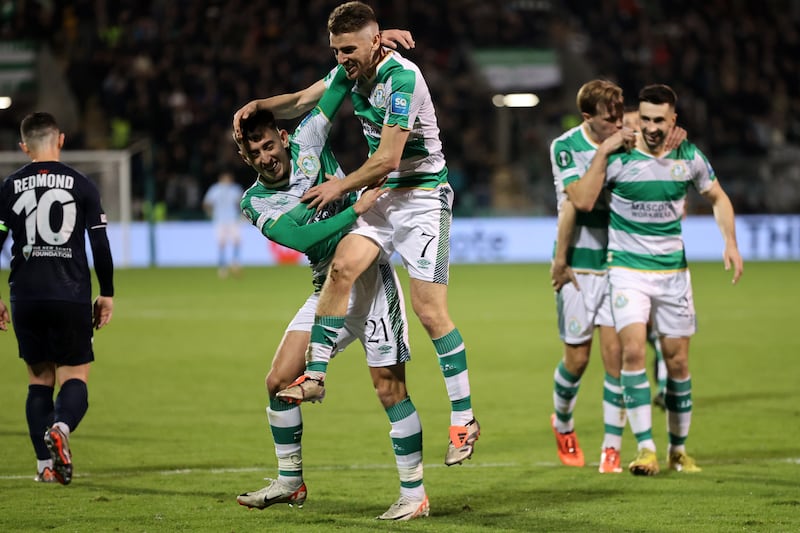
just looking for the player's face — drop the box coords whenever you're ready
[639,102,676,152]
[240,127,291,186]
[584,100,623,143]
[330,25,380,80]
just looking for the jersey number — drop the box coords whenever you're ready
[12,189,77,245]
[366,318,389,343]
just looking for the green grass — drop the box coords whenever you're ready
[1,262,799,532]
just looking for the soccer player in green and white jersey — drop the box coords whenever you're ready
[570,84,743,476]
[233,78,428,520]
[549,80,634,474]
[233,1,479,474]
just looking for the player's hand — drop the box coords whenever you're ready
[550,260,579,292]
[0,299,9,331]
[301,174,346,210]
[381,29,415,50]
[723,243,744,285]
[601,127,636,154]
[664,125,687,152]
[353,178,388,215]
[93,296,114,330]
[232,100,260,142]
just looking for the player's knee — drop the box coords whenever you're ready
[266,371,291,397]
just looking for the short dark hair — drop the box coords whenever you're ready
[638,84,677,107]
[328,1,376,35]
[239,109,278,143]
[20,111,59,141]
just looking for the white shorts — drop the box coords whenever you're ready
[608,268,696,337]
[286,259,411,367]
[215,222,241,245]
[556,272,614,344]
[351,185,453,284]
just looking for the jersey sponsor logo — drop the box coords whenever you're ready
[371,83,388,108]
[631,201,672,219]
[390,92,411,116]
[556,150,573,169]
[297,154,321,178]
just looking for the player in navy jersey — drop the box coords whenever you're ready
[0,112,114,485]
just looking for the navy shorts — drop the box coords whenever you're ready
[10,301,94,366]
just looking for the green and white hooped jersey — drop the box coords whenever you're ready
[605,140,716,271]
[240,84,355,289]
[550,124,610,273]
[324,50,447,189]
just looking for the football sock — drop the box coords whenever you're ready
[54,379,88,433]
[37,458,53,473]
[26,384,54,460]
[602,373,626,450]
[552,361,580,433]
[432,329,473,426]
[305,316,345,375]
[621,369,655,450]
[665,375,692,449]
[386,397,424,500]
[267,397,303,487]
[55,379,89,432]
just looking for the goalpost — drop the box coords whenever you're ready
[0,149,133,266]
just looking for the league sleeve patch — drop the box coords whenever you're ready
[390,92,411,115]
[556,149,573,169]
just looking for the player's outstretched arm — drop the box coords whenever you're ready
[232,79,327,140]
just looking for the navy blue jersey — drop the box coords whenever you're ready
[0,161,114,303]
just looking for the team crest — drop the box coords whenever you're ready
[670,162,687,180]
[614,293,629,308]
[297,154,321,178]
[371,84,388,108]
[568,318,581,336]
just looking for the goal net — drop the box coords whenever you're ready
[0,150,132,266]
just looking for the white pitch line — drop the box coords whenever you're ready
[1,458,798,481]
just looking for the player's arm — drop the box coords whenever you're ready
[232,79,327,140]
[551,200,579,292]
[302,125,409,209]
[700,180,743,284]
[0,225,8,331]
[250,186,385,253]
[567,129,635,211]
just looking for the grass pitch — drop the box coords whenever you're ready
[1,262,798,532]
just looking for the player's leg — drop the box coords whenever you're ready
[277,234,380,403]
[215,225,228,278]
[598,325,625,473]
[395,186,479,465]
[41,301,94,485]
[229,224,242,277]
[647,322,667,410]
[11,300,58,482]
[550,278,593,467]
[238,298,316,509]
[656,270,700,472]
[610,271,658,475]
[26,362,57,482]
[371,364,428,521]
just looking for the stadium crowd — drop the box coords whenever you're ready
[2,0,799,217]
